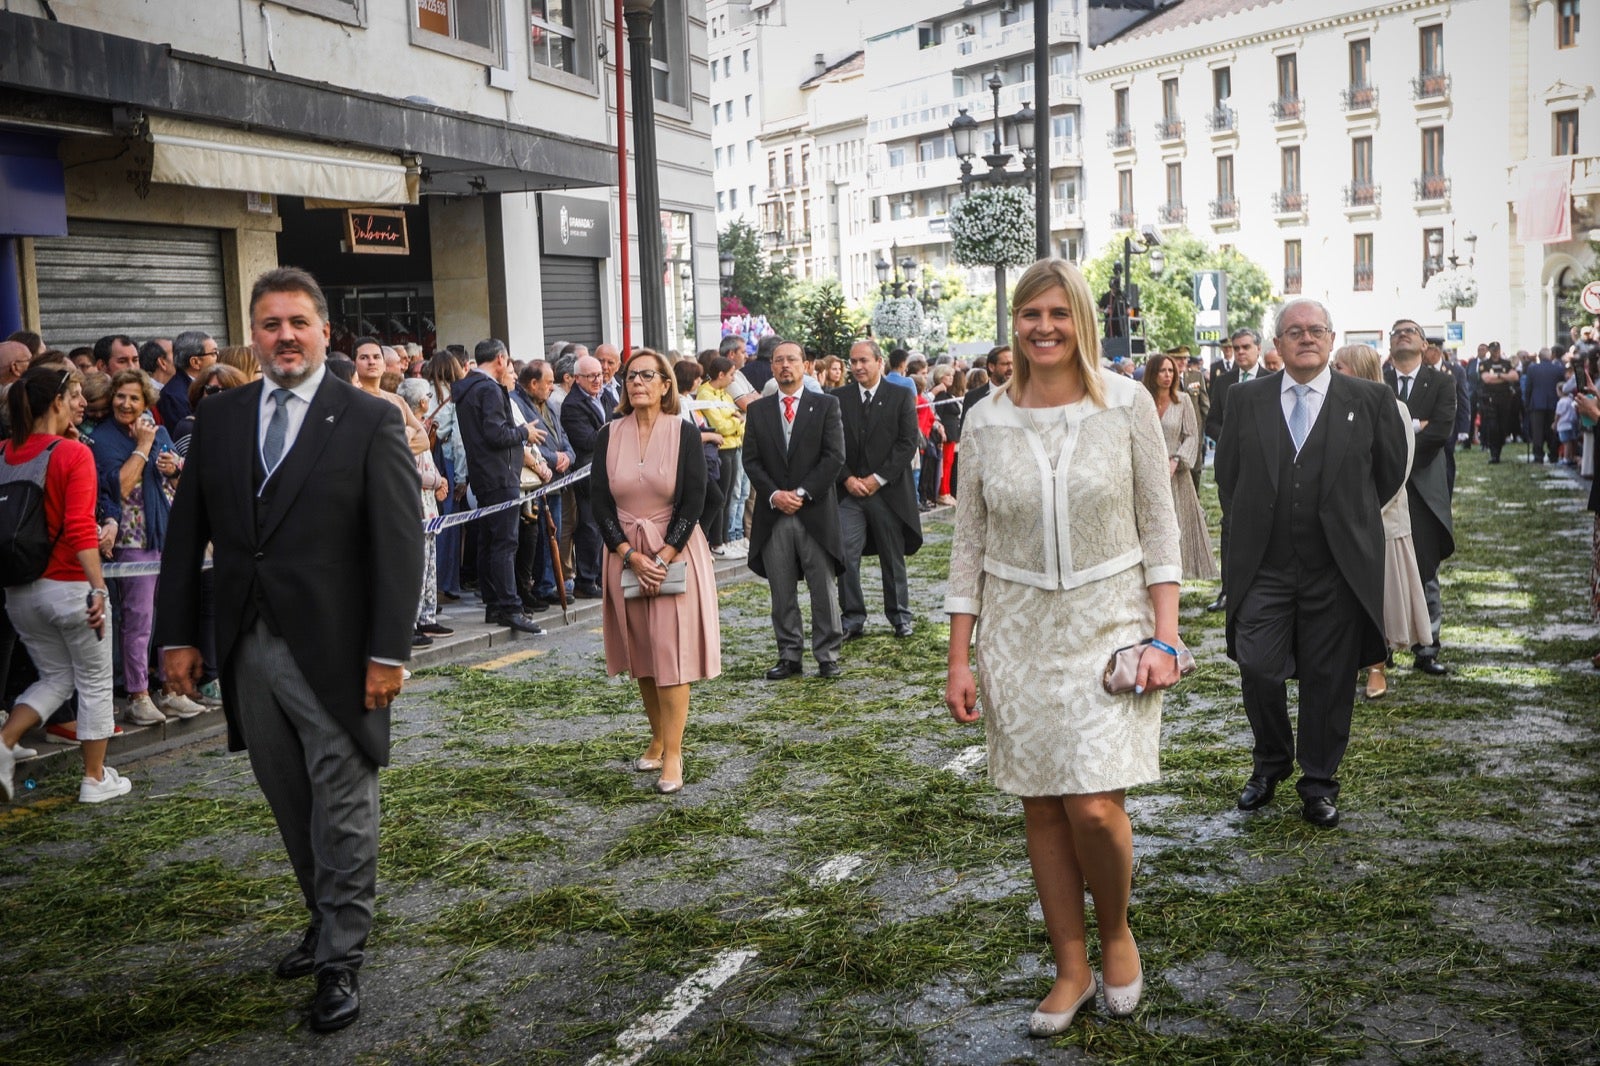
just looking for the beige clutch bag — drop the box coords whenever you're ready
[620,561,687,599]
[1103,640,1196,694]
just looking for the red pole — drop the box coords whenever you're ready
[614,0,632,354]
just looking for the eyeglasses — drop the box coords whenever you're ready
[624,369,661,383]
[576,372,604,381]
[203,384,225,395]
[1390,326,1421,338]
[1281,326,1332,342]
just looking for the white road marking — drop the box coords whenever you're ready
[942,745,987,776]
[585,948,760,1066]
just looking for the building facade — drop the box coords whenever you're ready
[1081,0,1599,349]
[0,0,718,359]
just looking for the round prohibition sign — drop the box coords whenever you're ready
[1581,280,1600,315]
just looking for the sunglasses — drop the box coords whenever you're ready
[203,384,225,395]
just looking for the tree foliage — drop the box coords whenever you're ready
[1081,229,1274,353]
[718,220,792,323]
[1559,240,1600,330]
[791,278,865,357]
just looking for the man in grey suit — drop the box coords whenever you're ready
[158,267,424,1033]
[742,339,847,679]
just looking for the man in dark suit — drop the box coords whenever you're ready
[156,330,218,428]
[1203,327,1264,612]
[962,344,1013,415]
[560,354,610,597]
[515,361,575,608]
[595,343,624,417]
[743,339,848,678]
[1424,342,1472,492]
[1385,320,1457,675]
[157,268,424,1032]
[833,338,924,639]
[1525,346,1567,464]
[1207,335,1235,391]
[452,340,547,634]
[1215,299,1407,829]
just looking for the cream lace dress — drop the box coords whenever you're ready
[947,377,1182,796]
[1157,395,1219,580]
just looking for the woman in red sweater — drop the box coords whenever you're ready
[0,365,128,804]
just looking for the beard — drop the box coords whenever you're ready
[262,349,324,388]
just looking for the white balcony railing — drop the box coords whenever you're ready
[1050,198,1081,228]
[1048,136,1079,161]
[1050,12,1081,38]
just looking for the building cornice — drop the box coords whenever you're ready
[1084,0,1447,82]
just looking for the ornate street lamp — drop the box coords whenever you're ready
[718,250,736,296]
[1103,226,1164,358]
[1428,225,1477,322]
[951,67,1037,342]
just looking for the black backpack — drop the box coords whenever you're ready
[0,440,62,587]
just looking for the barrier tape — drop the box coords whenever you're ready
[101,463,593,577]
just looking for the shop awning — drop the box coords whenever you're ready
[147,115,418,205]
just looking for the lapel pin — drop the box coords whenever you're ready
[1347,412,1355,422]
[325,415,336,423]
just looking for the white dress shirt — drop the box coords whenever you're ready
[258,363,327,479]
[1279,363,1332,446]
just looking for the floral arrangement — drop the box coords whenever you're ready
[948,185,1036,269]
[721,312,774,348]
[1426,267,1478,312]
[871,297,925,344]
[920,312,949,358]
[721,294,749,318]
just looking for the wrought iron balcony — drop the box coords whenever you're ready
[1110,209,1138,229]
[1411,71,1451,100]
[1271,189,1308,214]
[1284,268,1303,295]
[1209,197,1239,220]
[1157,201,1187,224]
[1207,105,1236,132]
[1270,95,1303,122]
[1342,182,1381,207]
[1107,124,1134,149]
[1155,117,1185,142]
[1340,84,1378,111]
[1413,174,1451,201]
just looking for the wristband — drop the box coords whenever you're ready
[88,588,109,600]
[653,554,667,570]
[133,451,149,462]
[1150,639,1180,657]
[622,548,636,567]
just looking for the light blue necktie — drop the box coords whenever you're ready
[1288,384,1310,453]
[263,388,293,472]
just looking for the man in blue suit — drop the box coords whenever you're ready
[1525,346,1567,464]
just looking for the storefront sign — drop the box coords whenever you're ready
[417,0,450,37]
[344,208,410,256]
[540,193,610,259]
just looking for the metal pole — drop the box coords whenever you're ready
[614,0,631,354]
[995,262,1008,345]
[625,0,667,351]
[1033,0,1050,259]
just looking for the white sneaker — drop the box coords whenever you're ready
[709,545,726,557]
[159,693,207,720]
[125,694,169,726]
[726,541,749,559]
[0,740,14,802]
[12,746,37,760]
[79,765,132,804]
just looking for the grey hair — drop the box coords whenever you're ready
[473,338,508,364]
[1270,300,1334,340]
[1228,327,1261,347]
[552,354,578,383]
[850,337,884,361]
[173,330,212,370]
[395,377,432,410]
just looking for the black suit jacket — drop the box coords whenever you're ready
[831,381,924,558]
[1204,365,1254,441]
[742,388,846,578]
[453,369,523,496]
[1214,371,1408,666]
[155,373,424,766]
[962,382,991,416]
[1384,362,1456,571]
[561,388,608,467]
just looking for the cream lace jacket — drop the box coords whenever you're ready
[944,370,1182,616]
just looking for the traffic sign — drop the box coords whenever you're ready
[1445,321,1464,349]
[1581,280,1600,315]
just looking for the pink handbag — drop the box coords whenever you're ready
[1102,640,1196,694]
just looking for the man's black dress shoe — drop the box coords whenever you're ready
[842,625,865,641]
[488,612,545,635]
[573,583,604,600]
[1414,657,1448,676]
[818,661,843,678]
[411,631,433,648]
[765,660,802,680]
[1301,796,1340,828]
[1237,774,1282,811]
[1205,593,1227,612]
[275,926,319,980]
[309,967,361,1033]
[522,596,550,613]
[893,622,915,638]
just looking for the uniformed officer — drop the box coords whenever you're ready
[1476,342,1519,464]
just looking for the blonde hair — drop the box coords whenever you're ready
[1008,258,1106,408]
[616,348,680,416]
[1332,344,1381,383]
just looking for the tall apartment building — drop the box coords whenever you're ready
[1081,0,1598,348]
[862,0,1088,298]
[0,0,718,357]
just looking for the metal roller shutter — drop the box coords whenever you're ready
[540,256,603,353]
[34,220,230,351]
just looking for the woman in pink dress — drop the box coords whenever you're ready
[590,349,721,794]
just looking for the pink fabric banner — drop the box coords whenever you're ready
[1517,159,1572,244]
